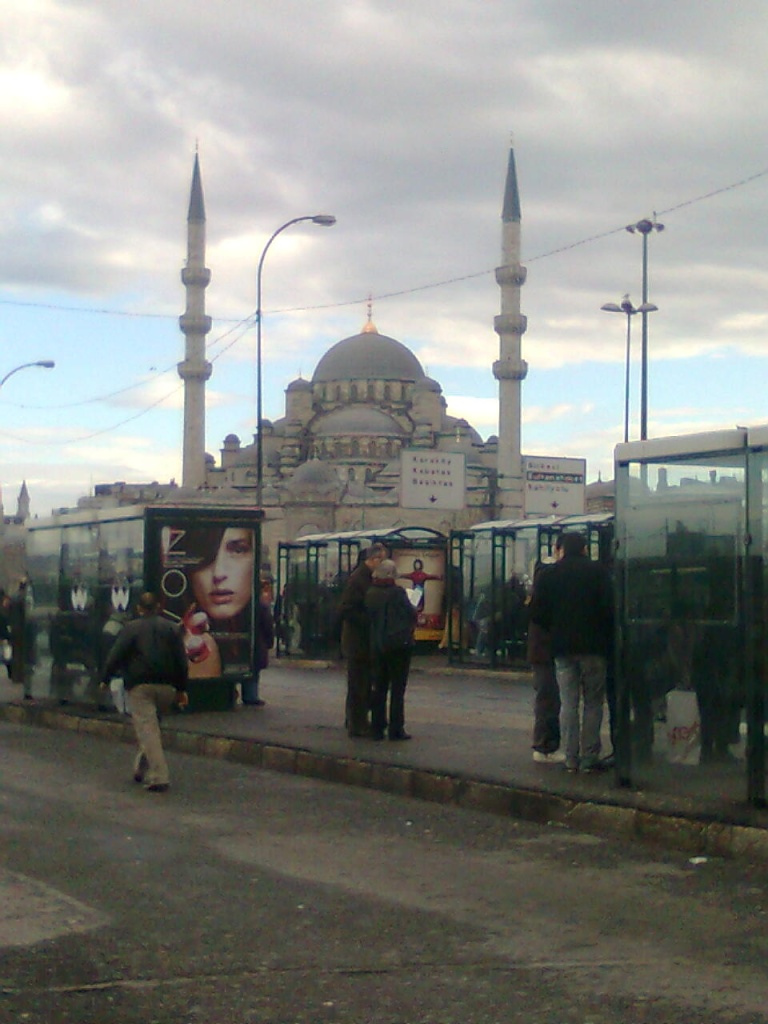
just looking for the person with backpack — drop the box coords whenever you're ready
[101,592,189,792]
[365,559,418,741]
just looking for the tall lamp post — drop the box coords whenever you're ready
[626,217,664,440]
[255,214,336,507]
[601,296,657,443]
[0,360,55,391]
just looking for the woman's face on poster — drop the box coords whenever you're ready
[191,527,254,621]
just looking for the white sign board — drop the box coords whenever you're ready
[523,455,585,516]
[400,451,466,510]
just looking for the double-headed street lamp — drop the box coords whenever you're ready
[601,295,658,443]
[626,217,664,440]
[0,360,55,391]
[255,214,336,507]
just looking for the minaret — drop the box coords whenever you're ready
[493,142,528,519]
[178,153,212,489]
[16,481,29,522]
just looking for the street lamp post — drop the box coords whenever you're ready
[255,215,336,507]
[626,217,664,440]
[0,360,55,391]
[601,296,658,443]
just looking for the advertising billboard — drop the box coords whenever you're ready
[144,507,262,682]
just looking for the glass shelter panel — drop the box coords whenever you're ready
[617,455,748,805]
[25,512,145,705]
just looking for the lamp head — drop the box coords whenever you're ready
[37,360,55,369]
[311,215,336,227]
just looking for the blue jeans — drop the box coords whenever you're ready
[554,655,606,765]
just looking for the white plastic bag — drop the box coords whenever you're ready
[665,689,701,765]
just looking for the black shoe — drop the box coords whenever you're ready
[389,731,412,741]
[242,699,266,706]
[145,783,170,793]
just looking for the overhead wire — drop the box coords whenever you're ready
[1,163,766,443]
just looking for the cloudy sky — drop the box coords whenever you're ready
[1,0,767,517]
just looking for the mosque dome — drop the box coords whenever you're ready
[414,376,442,394]
[312,322,425,384]
[285,458,342,498]
[286,377,312,392]
[313,405,406,436]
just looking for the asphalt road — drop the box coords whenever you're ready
[2,721,768,1024]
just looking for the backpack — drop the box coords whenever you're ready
[379,592,415,654]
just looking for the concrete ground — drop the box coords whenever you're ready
[1,655,767,860]
[3,720,768,1024]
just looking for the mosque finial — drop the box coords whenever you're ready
[362,293,378,334]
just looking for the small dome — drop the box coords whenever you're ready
[414,376,442,394]
[286,377,312,392]
[313,406,406,436]
[223,433,240,446]
[285,459,342,499]
[312,323,425,383]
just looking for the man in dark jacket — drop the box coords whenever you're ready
[338,543,386,737]
[102,592,188,792]
[528,532,613,773]
[365,559,418,741]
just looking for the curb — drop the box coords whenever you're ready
[3,701,768,863]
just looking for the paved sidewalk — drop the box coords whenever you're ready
[2,657,767,860]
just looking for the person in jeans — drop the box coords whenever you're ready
[528,532,613,773]
[102,592,189,792]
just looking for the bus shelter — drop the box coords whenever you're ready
[275,526,446,657]
[23,504,263,712]
[447,513,614,668]
[615,428,766,808]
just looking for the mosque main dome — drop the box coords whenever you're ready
[312,321,425,383]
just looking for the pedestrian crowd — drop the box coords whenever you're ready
[8,531,609,792]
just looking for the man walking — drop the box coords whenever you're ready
[102,592,188,792]
[338,543,386,737]
[528,532,613,773]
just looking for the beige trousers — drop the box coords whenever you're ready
[127,683,176,787]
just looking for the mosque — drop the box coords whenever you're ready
[169,143,535,571]
[57,143,594,576]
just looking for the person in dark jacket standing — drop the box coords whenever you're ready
[365,559,418,741]
[527,557,563,764]
[338,543,386,737]
[528,532,613,773]
[102,592,188,792]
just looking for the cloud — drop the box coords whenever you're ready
[2,0,768,514]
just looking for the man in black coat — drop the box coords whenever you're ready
[102,592,188,791]
[365,559,418,741]
[338,543,386,737]
[528,532,613,773]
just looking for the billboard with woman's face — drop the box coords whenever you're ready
[144,508,262,681]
